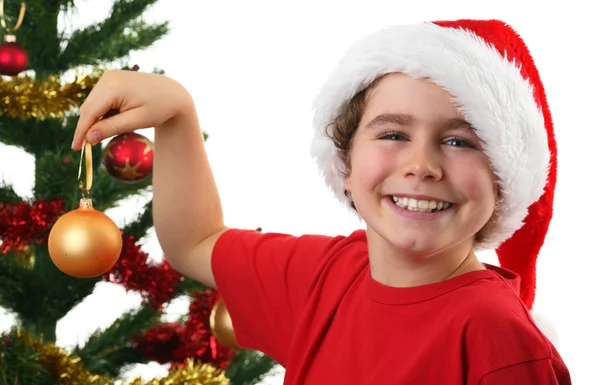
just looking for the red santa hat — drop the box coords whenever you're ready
[311,19,557,333]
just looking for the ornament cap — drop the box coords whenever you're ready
[3,34,16,43]
[79,197,93,209]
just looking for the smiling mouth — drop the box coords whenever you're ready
[390,196,454,213]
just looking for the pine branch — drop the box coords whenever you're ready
[0,247,100,344]
[0,184,22,203]
[175,276,205,297]
[226,351,278,385]
[0,111,75,172]
[83,345,144,377]
[15,248,100,342]
[58,0,168,69]
[0,251,31,314]
[0,116,40,153]
[123,200,153,240]
[0,328,53,385]
[74,306,160,376]
[33,147,83,210]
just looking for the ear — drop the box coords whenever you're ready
[494,179,501,200]
[344,173,352,192]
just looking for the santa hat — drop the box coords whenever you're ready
[311,19,557,335]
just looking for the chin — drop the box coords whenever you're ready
[370,222,476,259]
[390,234,448,256]
[368,225,443,256]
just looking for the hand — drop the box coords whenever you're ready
[71,70,193,150]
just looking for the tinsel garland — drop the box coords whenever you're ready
[16,330,112,385]
[0,72,102,120]
[0,199,64,253]
[126,358,230,385]
[134,289,236,370]
[0,199,181,302]
[183,290,236,370]
[104,234,184,309]
[10,331,229,385]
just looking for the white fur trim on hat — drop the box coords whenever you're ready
[311,22,551,251]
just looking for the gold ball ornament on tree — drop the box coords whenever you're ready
[48,198,122,278]
[48,142,122,278]
[210,299,245,351]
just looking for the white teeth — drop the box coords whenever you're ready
[391,196,451,212]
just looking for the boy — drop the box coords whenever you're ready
[72,19,570,384]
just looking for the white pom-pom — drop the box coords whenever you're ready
[530,310,559,347]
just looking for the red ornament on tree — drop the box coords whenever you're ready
[102,132,153,183]
[0,2,28,76]
[0,35,27,75]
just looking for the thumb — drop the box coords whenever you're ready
[84,108,149,145]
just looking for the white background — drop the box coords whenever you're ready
[1,0,598,383]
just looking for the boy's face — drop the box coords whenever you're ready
[344,73,497,257]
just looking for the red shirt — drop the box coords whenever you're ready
[212,229,571,384]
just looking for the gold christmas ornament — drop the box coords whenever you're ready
[47,198,122,278]
[48,141,122,278]
[210,299,245,351]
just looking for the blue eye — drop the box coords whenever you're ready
[445,137,474,148]
[379,132,408,141]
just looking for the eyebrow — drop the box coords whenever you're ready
[437,116,475,131]
[364,113,474,131]
[365,113,415,129]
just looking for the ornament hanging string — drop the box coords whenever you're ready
[0,0,26,34]
[77,110,120,198]
[77,140,93,199]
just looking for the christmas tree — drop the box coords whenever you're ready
[0,1,276,383]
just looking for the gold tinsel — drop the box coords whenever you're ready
[0,71,102,120]
[18,330,112,385]
[14,244,35,269]
[16,330,230,385]
[126,358,230,385]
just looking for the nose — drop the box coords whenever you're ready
[400,143,443,181]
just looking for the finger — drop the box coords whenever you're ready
[83,107,151,145]
[72,78,120,150]
[73,102,120,150]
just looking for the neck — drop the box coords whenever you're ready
[366,228,485,288]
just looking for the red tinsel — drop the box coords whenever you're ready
[104,235,183,310]
[134,289,235,370]
[182,289,236,370]
[0,199,64,254]
[133,322,186,364]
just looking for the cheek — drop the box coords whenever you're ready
[349,145,392,185]
[457,162,496,205]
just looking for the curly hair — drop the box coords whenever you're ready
[325,77,384,210]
